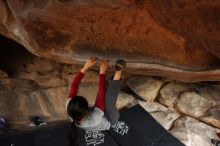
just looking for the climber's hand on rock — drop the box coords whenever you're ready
[81,57,97,73]
[100,60,108,74]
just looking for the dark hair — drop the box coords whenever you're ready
[68,122,79,146]
[67,96,88,146]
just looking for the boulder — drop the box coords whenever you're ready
[193,84,220,104]
[190,84,220,128]
[139,101,180,130]
[126,76,163,101]
[159,82,188,107]
[150,108,180,130]
[176,91,215,118]
[159,83,220,128]
[116,92,137,110]
[201,105,220,128]
[171,116,220,146]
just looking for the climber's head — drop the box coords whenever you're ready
[67,96,88,124]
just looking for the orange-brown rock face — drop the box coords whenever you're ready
[1,0,220,82]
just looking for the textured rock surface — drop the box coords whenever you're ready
[201,105,220,128]
[139,101,168,112]
[150,109,180,130]
[159,82,188,107]
[194,84,220,128]
[1,0,220,82]
[116,92,137,110]
[173,88,220,128]
[16,58,66,87]
[171,117,220,146]
[126,76,163,101]
[136,82,220,129]
[0,70,8,79]
[176,91,215,118]
[139,101,180,130]
[0,87,68,125]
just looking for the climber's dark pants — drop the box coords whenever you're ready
[104,80,122,125]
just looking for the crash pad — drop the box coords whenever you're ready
[77,104,185,146]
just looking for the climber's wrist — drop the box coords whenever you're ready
[80,67,88,73]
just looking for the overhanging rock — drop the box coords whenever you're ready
[1,0,220,82]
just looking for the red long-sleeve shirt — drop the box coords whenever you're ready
[68,72,106,111]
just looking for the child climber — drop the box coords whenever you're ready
[66,57,126,145]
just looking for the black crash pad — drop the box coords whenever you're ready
[0,122,70,146]
[77,104,185,146]
[0,105,185,146]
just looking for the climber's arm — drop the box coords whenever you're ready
[68,71,84,98]
[68,58,97,99]
[95,61,108,112]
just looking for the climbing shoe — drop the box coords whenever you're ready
[115,59,127,71]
